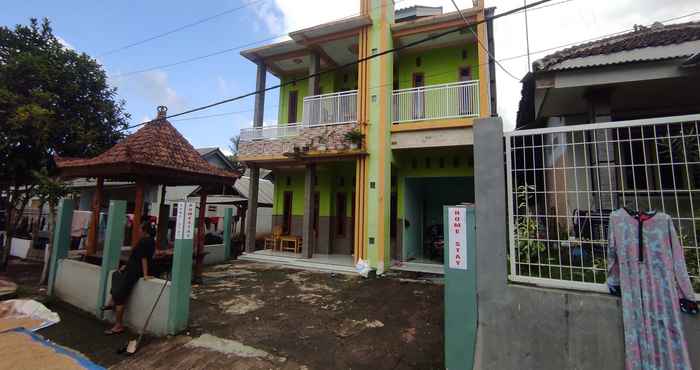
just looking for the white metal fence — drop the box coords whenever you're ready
[392,80,479,124]
[302,90,357,126]
[505,114,700,295]
[240,90,358,142]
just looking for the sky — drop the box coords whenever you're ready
[2,0,699,155]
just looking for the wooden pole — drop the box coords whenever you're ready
[131,181,145,247]
[194,190,207,278]
[86,177,104,256]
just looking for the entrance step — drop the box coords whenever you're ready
[240,253,357,274]
[390,262,444,275]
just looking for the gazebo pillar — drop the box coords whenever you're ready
[131,181,145,247]
[195,190,207,278]
[86,177,104,256]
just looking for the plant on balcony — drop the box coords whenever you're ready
[314,129,332,151]
[344,129,365,150]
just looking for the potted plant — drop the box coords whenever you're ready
[315,130,331,151]
[344,129,365,150]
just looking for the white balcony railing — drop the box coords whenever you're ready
[392,80,480,124]
[302,90,358,126]
[240,90,358,141]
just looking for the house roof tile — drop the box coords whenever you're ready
[55,113,240,186]
[534,21,700,72]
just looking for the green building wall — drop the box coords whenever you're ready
[272,162,356,219]
[277,68,358,124]
[395,41,480,89]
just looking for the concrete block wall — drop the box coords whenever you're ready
[53,259,172,336]
[105,272,171,336]
[239,123,358,158]
[473,117,700,370]
[54,259,101,314]
[203,244,226,265]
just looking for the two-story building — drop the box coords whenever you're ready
[239,0,496,273]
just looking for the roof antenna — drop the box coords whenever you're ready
[157,106,168,120]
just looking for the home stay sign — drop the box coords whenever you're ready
[448,207,468,270]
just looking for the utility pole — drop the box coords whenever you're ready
[524,0,532,72]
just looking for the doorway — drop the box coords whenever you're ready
[402,177,474,264]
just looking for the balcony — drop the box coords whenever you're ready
[238,90,360,161]
[240,90,358,142]
[392,80,480,124]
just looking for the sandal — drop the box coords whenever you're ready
[104,328,125,335]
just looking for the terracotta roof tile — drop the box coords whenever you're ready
[535,21,700,71]
[55,118,239,185]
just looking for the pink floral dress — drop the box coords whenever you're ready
[607,209,696,370]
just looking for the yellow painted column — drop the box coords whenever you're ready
[363,0,394,273]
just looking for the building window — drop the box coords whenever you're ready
[411,158,418,169]
[207,205,217,212]
[453,156,460,168]
[286,176,291,186]
[416,56,422,67]
[336,192,347,237]
[425,157,431,168]
[459,67,471,81]
[343,73,349,83]
[439,157,445,168]
[288,91,298,123]
[339,177,345,186]
[462,49,468,60]
[171,203,178,217]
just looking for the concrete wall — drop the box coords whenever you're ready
[474,117,700,370]
[203,244,226,265]
[105,272,171,336]
[54,260,171,336]
[54,259,101,314]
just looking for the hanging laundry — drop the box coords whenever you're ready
[607,208,697,370]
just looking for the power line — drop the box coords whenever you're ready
[161,9,700,125]
[120,0,554,132]
[450,0,523,81]
[110,0,408,79]
[99,0,268,57]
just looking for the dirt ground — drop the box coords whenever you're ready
[3,258,445,370]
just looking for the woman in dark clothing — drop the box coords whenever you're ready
[102,221,156,335]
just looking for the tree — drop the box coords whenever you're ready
[0,18,130,270]
[228,135,245,173]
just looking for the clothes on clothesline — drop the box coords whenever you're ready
[607,208,697,370]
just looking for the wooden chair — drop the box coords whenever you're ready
[264,225,283,251]
[279,235,302,254]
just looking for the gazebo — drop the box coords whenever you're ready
[55,106,240,274]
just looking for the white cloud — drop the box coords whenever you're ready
[113,69,188,115]
[56,36,74,50]
[255,0,700,131]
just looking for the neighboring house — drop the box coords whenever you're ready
[238,0,497,271]
[516,20,700,233]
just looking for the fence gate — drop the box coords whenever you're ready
[504,114,700,297]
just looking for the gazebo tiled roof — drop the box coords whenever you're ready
[55,107,240,186]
